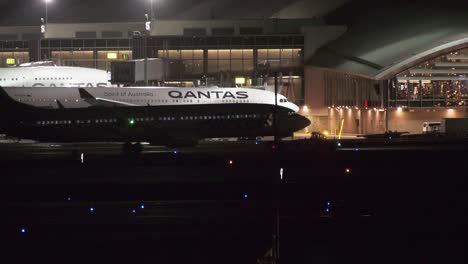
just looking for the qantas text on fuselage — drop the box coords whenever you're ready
[168,90,249,100]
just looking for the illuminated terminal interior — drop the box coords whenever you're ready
[394,49,468,108]
[313,47,468,136]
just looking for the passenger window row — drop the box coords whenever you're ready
[0,77,74,81]
[35,77,73,81]
[19,98,80,102]
[34,114,264,126]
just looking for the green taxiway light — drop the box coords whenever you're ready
[129,119,135,125]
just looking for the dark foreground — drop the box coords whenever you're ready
[0,138,467,263]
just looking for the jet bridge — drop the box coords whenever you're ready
[110,58,182,85]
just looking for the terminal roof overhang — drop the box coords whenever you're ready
[308,1,468,80]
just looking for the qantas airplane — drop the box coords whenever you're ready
[3,86,300,112]
[0,86,309,148]
[0,65,112,88]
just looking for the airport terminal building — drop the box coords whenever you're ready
[1,0,468,135]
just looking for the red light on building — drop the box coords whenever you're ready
[364,100,369,107]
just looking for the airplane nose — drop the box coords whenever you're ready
[297,114,311,129]
[288,103,300,113]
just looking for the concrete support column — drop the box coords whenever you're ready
[304,66,328,133]
[93,49,97,69]
[253,48,258,86]
[41,47,51,61]
[132,35,147,59]
[28,39,41,62]
[203,48,208,76]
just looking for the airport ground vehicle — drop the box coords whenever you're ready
[422,122,441,134]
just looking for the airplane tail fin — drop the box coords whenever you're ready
[0,86,36,112]
[0,86,18,106]
[79,88,137,107]
[0,86,39,134]
[78,88,99,106]
[78,88,95,100]
[56,100,65,109]
[0,86,24,122]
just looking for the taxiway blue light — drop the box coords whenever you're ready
[355,148,359,152]
[173,150,179,154]
[90,207,95,212]
[326,208,330,213]
[243,194,248,198]
[132,209,136,213]
[140,204,145,209]
[21,228,26,233]
[337,142,341,147]
[326,201,331,206]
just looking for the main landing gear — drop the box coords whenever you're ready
[122,142,143,155]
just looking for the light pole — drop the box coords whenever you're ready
[150,0,154,20]
[45,0,52,24]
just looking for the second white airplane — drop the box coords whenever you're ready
[0,65,112,87]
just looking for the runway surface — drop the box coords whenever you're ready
[1,138,468,263]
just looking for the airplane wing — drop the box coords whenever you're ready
[78,88,137,107]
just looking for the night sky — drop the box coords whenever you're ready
[0,0,348,26]
[3,0,468,26]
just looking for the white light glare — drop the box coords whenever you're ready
[280,168,284,180]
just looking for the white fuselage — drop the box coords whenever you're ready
[0,66,112,88]
[4,86,300,113]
